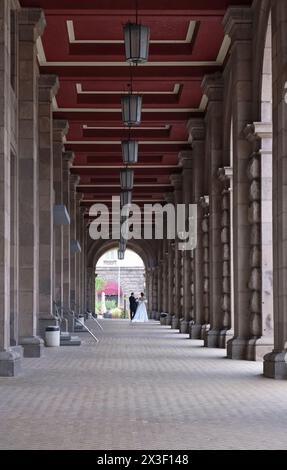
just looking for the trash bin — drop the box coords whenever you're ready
[45,326,60,347]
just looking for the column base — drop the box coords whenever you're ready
[218,328,234,349]
[264,350,287,379]
[179,319,189,334]
[189,323,202,339]
[154,311,161,321]
[19,336,44,358]
[160,313,167,325]
[171,316,180,329]
[38,318,59,339]
[227,336,273,360]
[0,346,23,377]
[205,329,221,348]
[165,313,173,326]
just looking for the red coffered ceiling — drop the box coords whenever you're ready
[20,0,252,214]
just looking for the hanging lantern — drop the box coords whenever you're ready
[119,237,127,252]
[120,168,134,190]
[118,249,125,260]
[121,94,142,126]
[120,190,132,208]
[121,217,129,240]
[121,140,138,164]
[124,22,150,64]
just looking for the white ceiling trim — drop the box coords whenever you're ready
[57,107,199,112]
[73,165,177,169]
[78,183,172,187]
[76,83,180,95]
[67,19,196,45]
[82,124,171,130]
[66,140,188,144]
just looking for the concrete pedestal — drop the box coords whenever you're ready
[218,329,234,349]
[206,329,221,348]
[179,320,189,334]
[227,336,274,360]
[0,347,23,377]
[19,336,44,358]
[171,316,180,330]
[190,323,203,339]
[264,350,287,379]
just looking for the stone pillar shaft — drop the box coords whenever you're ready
[202,74,225,348]
[18,8,46,357]
[187,120,206,339]
[223,7,254,359]
[38,75,59,338]
[62,151,74,310]
[264,0,287,378]
[53,120,68,306]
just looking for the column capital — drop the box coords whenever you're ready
[170,172,182,189]
[201,72,224,102]
[223,6,253,42]
[187,119,205,143]
[38,74,59,102]
[76,193,83,205]
[179,150,193,170]
[53,119,69,142]
[199,195,209,209]
[63,151,75,167]
[164,192,174,204]
[218,166,233,183]
[18,8,46,41]
[70,174,80,190]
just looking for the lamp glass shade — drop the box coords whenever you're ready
[118,249,125,260]
[120,168,134,190]
[121,140,138,164]
[120,190,132,208]
[121,94,142,126]
[124,22,150,64]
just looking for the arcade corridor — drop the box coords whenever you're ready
[0,319,287,450]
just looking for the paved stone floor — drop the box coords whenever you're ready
[0,319,287,450]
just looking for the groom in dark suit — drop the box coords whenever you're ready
[129,292,137,320]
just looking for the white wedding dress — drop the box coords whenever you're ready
[132,298,149,322]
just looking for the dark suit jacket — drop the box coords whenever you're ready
[129,295,137,312]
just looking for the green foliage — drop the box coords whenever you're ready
[96,276,106,292]
[105,299,117,311]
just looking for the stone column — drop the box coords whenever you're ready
[243,123,274,360]
[62,151,74,311]
[202,74,225,348]
[164,192,174,325]
[217,167,234,348]
[152,266,158,318]
[200,196,210,343]
[223,7,254,359]
[170,174,183,329]
[0,0,22,375]
[264,1,287,378]
[86,267,95,312]
[38,75,59,339]
[18,8,46,357]
[53,120,68,307]
[179,151,193,333]
[70,175,80,312]
[75,194,83,311]
[187,120,207,339]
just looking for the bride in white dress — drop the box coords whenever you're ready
[132,293,149,322]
